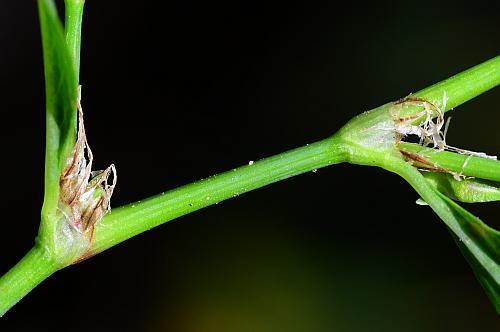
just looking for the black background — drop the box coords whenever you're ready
[1,0,499,331]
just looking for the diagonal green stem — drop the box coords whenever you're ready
[92,54,500,254]
[0,246,59,316]
[414,55,500,112]
[91,138,346,254]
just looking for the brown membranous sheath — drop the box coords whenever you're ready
[391,95,450,172]
[393,94,496,170]
[59,86,116,262]
[398,149,448,173]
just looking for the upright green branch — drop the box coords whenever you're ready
[1,0,87,316]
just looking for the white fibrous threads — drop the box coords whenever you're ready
[394,92,449,150]
[59,86,116,237]
[394,92,497,161]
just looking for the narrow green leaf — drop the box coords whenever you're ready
[391,160,500,312]
[38,0,78,218]
[435,191,500,313]
[453,233,500,313]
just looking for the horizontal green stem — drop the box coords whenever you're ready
[0,246,58,316]
[91,137,346,254]
[398,142,500,182]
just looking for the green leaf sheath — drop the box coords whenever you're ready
[39,0,77,234]
[64,0,85,82]
[0,1,80,315]
[398,142,500,182]
[454,233,500,314]
[422,173,500,203]
[0,247,59,316]
[91,138,347,254]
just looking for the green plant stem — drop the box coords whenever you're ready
[91,137,346,254]
[1,51,498,315]
[413,55,500,112]
[398,142,500,182]
[91,54,500,254]
[64,0,84,82]
[0,246,58,316]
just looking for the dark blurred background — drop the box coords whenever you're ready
[1,0,499,331]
